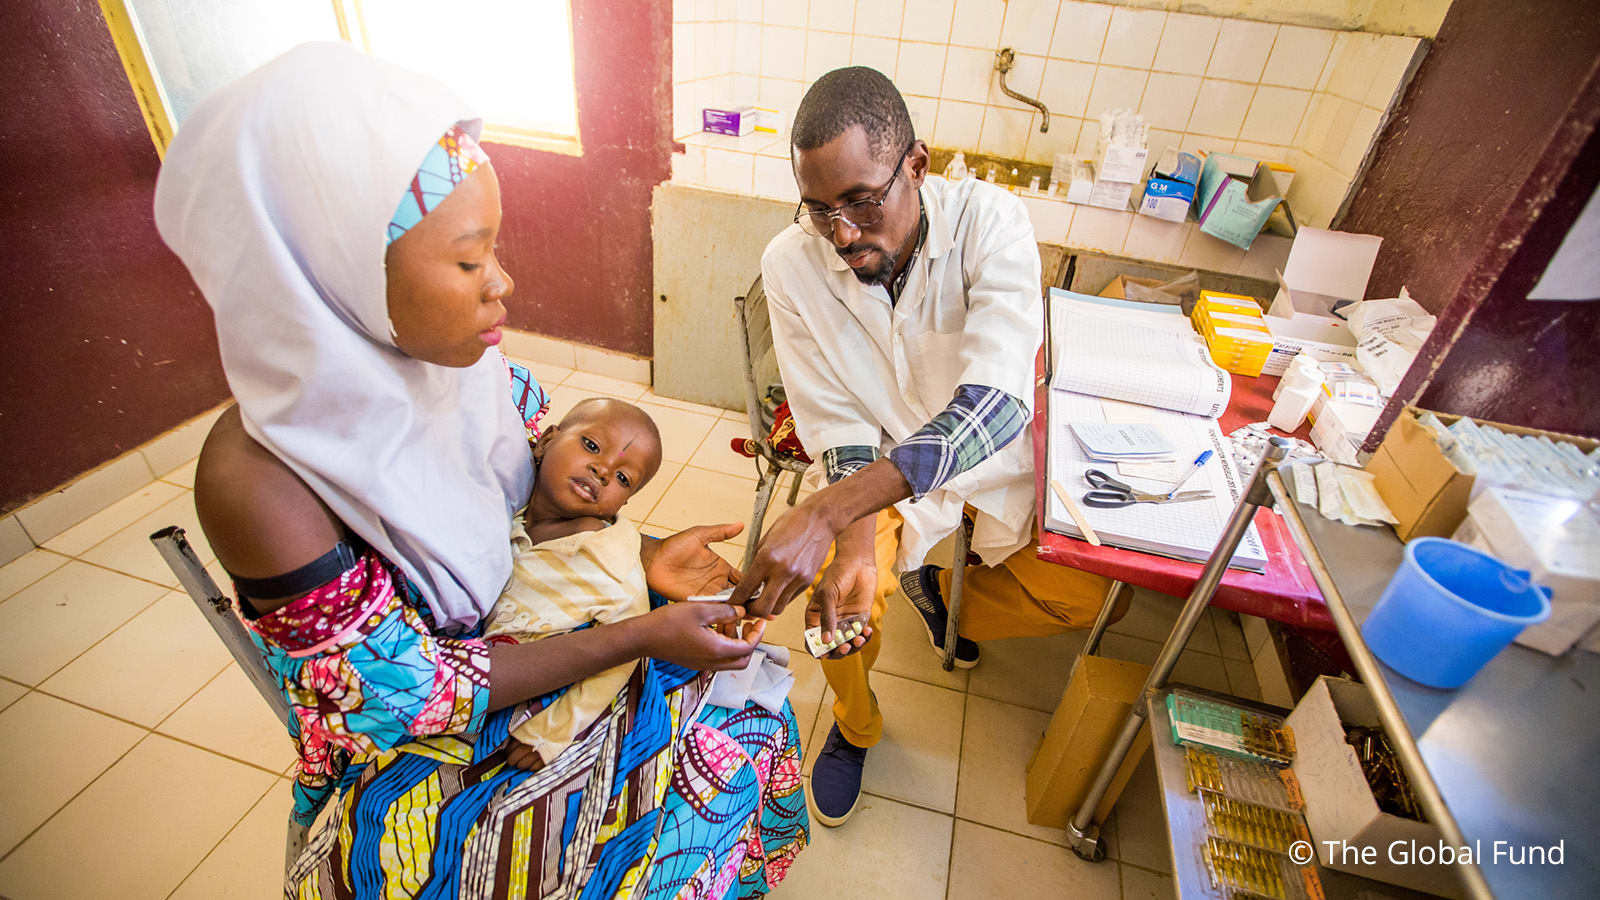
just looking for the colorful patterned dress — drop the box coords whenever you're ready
[241,360,807,899]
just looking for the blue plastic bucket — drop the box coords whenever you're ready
[1362,537,1551,688]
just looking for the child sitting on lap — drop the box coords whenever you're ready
[485,396,667,770]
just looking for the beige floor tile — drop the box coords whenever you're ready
[0,735,277,899]
[637,389,735,418]
[561,370,648,400]
[1212,609,1251,660]
[966,630,1086,712]
[12,452,156,546]
[170,777,292,900]
[1224,655,1263,702]
[762,597,810,656]
[623,461,682,524]
[1108,589,1222,655]
[687,418,763,479]
[772,788,952,899]
[79,493,215,588]
[0,679,25,711]
[1121,861,1176,899]
[39,481,183,558]
[786,653,827,753]
[946,820,1122,899]
[956,695,1068,846]
[807,672,965,813]
[41,592,232,726]
[0,692,144,855]
[646,466,758,535]
[158,663,296,772]
[871,587,970,692]
[638,405,720,464]
[0,549,70,602]
[711,540,745,569]
[161,458,199,489]
[0,561,166,684]
[1098,633,1231,695]
[1112,752,1172,873]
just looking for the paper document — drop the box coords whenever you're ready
[1049,290,1232,417]
[1069,422,1175,460]
[1045,390,1267,571]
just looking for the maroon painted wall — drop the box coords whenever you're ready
[0,0,229,516]
[489,0,671,357]
[0,0,671,516]
[1341,0,1600,314]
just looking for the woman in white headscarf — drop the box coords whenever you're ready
[155,42,807,898]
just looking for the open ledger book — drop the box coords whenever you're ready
[1045,290,1267,571]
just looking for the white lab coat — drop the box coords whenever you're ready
[760,175,1044,571]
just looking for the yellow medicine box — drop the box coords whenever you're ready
[1193,292,1272,376]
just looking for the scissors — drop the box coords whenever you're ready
[1082,469,1215,508]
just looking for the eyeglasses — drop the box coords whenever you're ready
[793,144,915,237]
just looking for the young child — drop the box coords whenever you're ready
[484,396,666,770]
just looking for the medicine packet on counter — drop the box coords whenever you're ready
[1311,462,1397,526]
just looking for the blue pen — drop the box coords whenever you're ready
[1166,450,1213,499]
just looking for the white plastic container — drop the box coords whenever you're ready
[944,152,969,181]
[1269,354,1324,431]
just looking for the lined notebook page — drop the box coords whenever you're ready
[1049,290,1231,417]
[1045,390,1267,571]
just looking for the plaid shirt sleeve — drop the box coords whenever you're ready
[886,384,1028,500]
[822,445,881,484]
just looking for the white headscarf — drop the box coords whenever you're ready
[154,42,534,631]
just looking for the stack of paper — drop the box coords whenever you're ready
[1069,422,1175,462]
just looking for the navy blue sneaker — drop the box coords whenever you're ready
[808,724,868,826]
[898,565,980,669]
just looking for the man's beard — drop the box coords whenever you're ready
[843,245,897,285]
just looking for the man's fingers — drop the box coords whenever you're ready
[684,521,745,544]
[817,583,838,639]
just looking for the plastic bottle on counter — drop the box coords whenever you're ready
[944,152,969,180]
[1268,354,1325,432]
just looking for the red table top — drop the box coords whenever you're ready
[1034,363,1332,630]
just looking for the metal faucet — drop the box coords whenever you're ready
[994,48,1049,132]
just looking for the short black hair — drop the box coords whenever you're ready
[792,67,914,164]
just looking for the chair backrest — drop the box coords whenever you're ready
[734,275,781,444]
[149,526,292,728]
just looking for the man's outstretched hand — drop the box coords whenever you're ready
[643,522,744,601]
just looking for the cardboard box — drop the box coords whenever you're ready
[1087,177,1133,211]
[1309,399,1380,465]
[1366,408,1600,541]
[1194,153,1291,249]
[1098,274,1165,300]
[1286,677,1460,898]
[1025,655,1153,828]
[1261,227,1381,375]
[702,105,755,136]
[1137,149,1201,222]
[1096,142,1149,183]
[1460,487,1600,655]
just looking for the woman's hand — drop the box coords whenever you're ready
[807,554,875,660]
[628,602,765,671]
[643,523,745,601]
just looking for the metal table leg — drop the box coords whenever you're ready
[1064,438,1292,862]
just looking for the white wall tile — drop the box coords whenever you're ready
[736,0,762,21]
[1291,93,1322,147]
[1038,58,1095,120]
[933,99,985,149]
[671,145,706,185]
[759,76,807,113]
[763,0,807,28]
[673,24,691,81]
[978,106,1035,158]
[1085,65,1148,120]
[1261,25,1333,90]
[1316,33,1345,93]
[12,453,156,546]
[730,73,761,104]
[1066,205,1132,253]
[1151,13,1218,76]
[1232,140,1291,164]
[716,0,737,19]
[1049,1,1111,63]
[500,330,580,368]
[1179,228,1247,271]
[1317,96,1359,168]
[1339,106,1382,174]
[1143,127,1181,168]
[901,0,956,44]
[1099,6,1166,70]
[1365,35,1420,109]
[733,22,762,73]
[1122,214,1190,264]
[804,29,853,81]
[904,94,940,138]
[1326,32,1375,101]
[1240,85,1309,146]
[696,0,718,20]
[852,35,900,78]
[1207,19,1276,83]
[1187,78,1254,138]
[941,45,995,104]
[704,148,757,194]
[1025,116,1080,165]
[760,25,806,79]
[1073,117,1099,155]
[987,52,1044,108]
[573,344,653,385]
[713,21,736,72]
[0,517,33,568]
[140,406,224,477]
[808,0,855,32]
[855,0,905,39]
[896,42,948,96]
[1138,72,1200,133]
[949,0,1004,50]
[998,0,1058,58]
[674,0,693,24]
[1179,133,1234,157]
[1021,194,1074,244]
